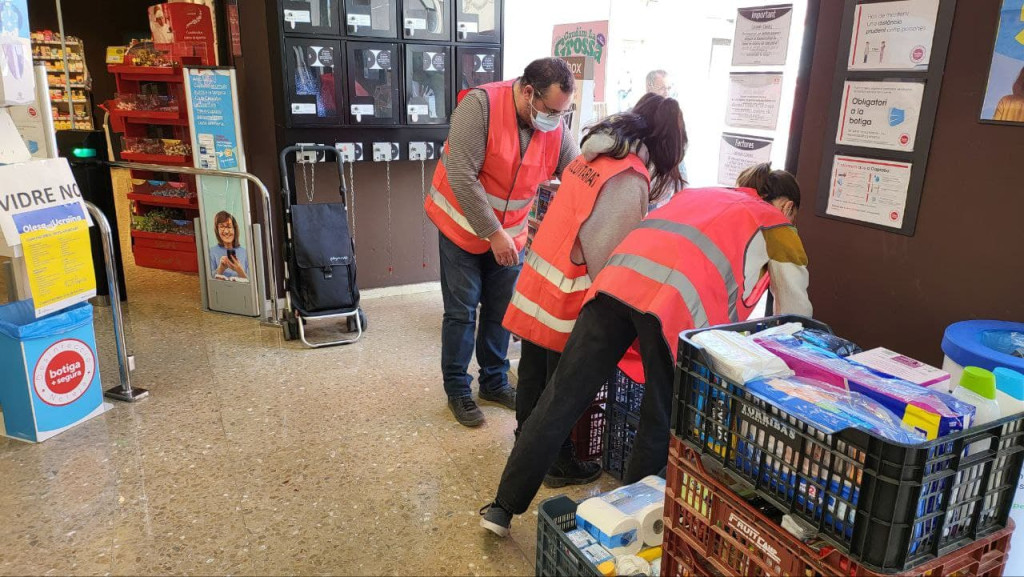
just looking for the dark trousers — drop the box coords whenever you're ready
[516,340,572,453]
[495,293,676,514]
[439,232,523,399]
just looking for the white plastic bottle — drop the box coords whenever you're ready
[953,367,1000,455]
[995,367,1024,418]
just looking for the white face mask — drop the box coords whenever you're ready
[529,97,563,132]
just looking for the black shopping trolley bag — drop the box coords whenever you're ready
[289,202,359,315]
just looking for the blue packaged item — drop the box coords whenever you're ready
[794,328,863,357]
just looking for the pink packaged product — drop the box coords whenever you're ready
[754,335,973,440]
[847,347,951,390]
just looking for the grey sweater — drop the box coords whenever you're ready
[445,88,580,239]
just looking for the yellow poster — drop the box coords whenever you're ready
[14,203,96,317]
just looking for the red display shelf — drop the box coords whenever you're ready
[106,65,183,83]
[126,193,198,210]
[130,229,195,243]
[120,151,192,165]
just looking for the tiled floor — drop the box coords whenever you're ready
[0,171,619,576]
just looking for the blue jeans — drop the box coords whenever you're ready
[439,232,523,399]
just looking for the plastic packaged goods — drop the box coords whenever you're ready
[575,498,643,556]
[793,328,862,357]
[565,528,615,572]
[755,334,973,439]
[597,476,666,547]
[953,367,1000,428]
[691,329,794,384]
[743,377,925,443]
[848,347,950,389]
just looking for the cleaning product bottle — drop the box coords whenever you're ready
[953,367,1000,455]
[995,367,1024,418]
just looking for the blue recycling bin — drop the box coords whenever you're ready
[0,300,104,442]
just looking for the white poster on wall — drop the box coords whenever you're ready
[827,155,913,228]
[726,72,784,130]
[847,0,940,71]
[732,5,794,66]
[718,133,774,186]
[837,81,925,151]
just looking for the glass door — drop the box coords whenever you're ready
[284,38,344,126]
[405,45,450,125]
[343,0,398,38]
[346,42,401,125]
[403,0,450,41]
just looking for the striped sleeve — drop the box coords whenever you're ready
[555,124,581,177]
[445,90,502,239]
[763,226,812,317]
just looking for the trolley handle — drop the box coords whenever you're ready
[279,144,349,207]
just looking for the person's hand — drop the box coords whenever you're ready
[228,256,247,278]
[488,229,519,267]
[217,256,230,274]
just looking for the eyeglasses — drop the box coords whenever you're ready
[217,223,234,231]
[530,89,571,118]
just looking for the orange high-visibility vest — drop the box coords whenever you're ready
[503,154,650,351]
[587,187,794,382]
[425,80,563,254]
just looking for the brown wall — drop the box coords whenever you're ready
[794,0,1024,365]
[235,0,441,291]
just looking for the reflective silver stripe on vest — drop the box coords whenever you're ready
[486,193,533,212]
[525,250,592,294]
[638,219,739,323]
[604,253,710,328]
[430,187,530,236]
[509,291,576,334]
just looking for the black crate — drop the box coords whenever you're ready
[672,314,1024,574]
[602,369,645,480]
[536,496,603,577]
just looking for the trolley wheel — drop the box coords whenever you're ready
[348,309,368,332]
[283,315,299,341]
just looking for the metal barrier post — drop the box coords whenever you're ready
[85,201,148,402]
[107,161,281,326]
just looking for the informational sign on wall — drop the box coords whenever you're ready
[726,72,784,130]
[13,203,95,317]
[847,0,940,71]
[826,155,913,228]
[732,5,793,66]
[184,67,259,317]
[0,158,91,247]
[718,133,774,186]
[552,20,609,102]
[837,81,925,151]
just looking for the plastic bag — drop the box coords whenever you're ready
[692,329,794,384]
[793,328,863,357]
[981,330,1024,359]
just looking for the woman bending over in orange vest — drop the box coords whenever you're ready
[481,163,811,536]
[502,92,687,489]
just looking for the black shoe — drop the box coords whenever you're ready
[448,396,485,427]
[479,386,516,410]
[543,447,603,488]
[479,502,513,537]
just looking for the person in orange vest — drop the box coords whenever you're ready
[481,164,811,536]
[424,58,581,428]
[502,92,687,488]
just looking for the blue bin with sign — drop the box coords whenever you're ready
[0,299,104,442]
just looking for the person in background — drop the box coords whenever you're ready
[424,57,581,428]
[480,163,811,536]
[503,93,687,488]
[645,69,687,192]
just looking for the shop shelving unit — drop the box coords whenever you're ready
[31,31,94,131]
[106,43,211,273]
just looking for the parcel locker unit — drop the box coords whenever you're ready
[343,0,398,38]
[280,0,341,35]
[405,45,450,125]
[456,46,500,92]
[455,0,501,43]
[403,0,450,41]
[347,42,401,125]
[284,38,345,126]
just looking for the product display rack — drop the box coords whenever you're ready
[272,0,504,159]
[31,31,94,131]
[106,43,212,273]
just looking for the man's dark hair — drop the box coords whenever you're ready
[521,57,575,96]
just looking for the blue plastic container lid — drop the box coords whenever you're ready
[0,299,93,340]
[942,320,1024,375]
[995,367,1024,401]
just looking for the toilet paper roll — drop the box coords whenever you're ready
[599,476,667,546]
[576,497,642,556]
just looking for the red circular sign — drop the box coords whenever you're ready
[899,134,910,145]
[911,46,926,63]
[890,211,900,221]
[32,339,95,406]
[28,107,37,118]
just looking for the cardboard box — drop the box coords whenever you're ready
[0,0,34,106]
[148,2,217,66]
